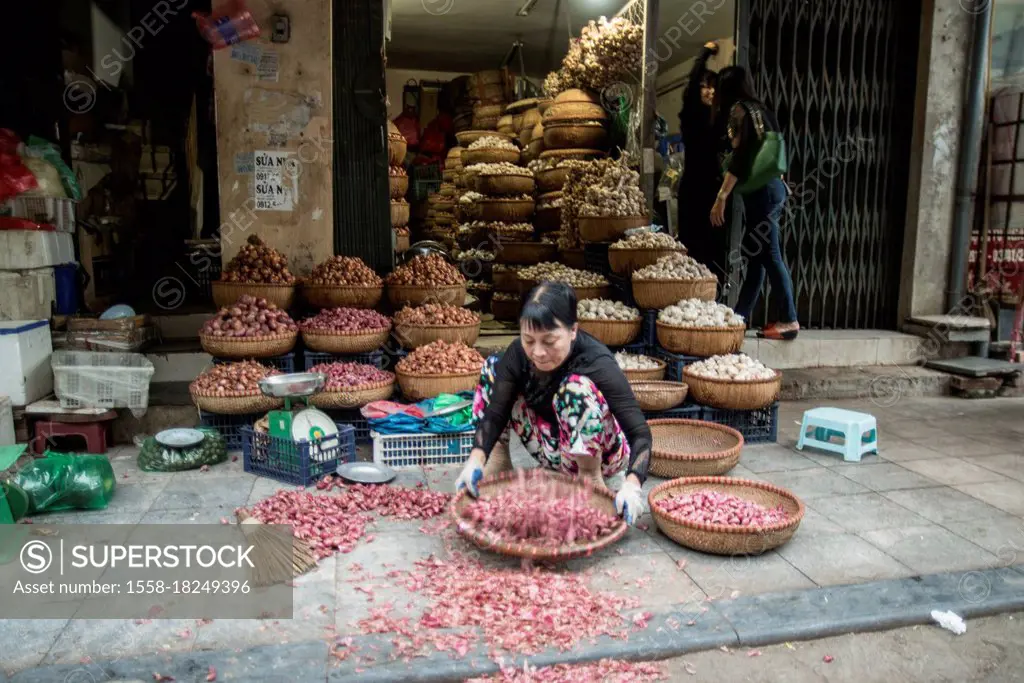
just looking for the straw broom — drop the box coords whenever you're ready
[236,509,318,586]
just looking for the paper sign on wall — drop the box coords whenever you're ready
[257,50,280,82]
[253,150,298,211]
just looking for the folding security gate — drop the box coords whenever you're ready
[736,0,921,329]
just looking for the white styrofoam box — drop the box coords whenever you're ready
[0,320,53,406]
[2,196,76,233]
[0,231,75,270]
[0,396,13,446]
[0,268,55,321]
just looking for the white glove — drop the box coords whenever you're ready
[455,449,486,498]
[614,476,647,526]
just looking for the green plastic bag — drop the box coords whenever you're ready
[27,136,83,200]
[137,428,227,472]
[14,452,116,514]
[722,104,788,195]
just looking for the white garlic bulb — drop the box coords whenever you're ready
[633,253,714,280]
[687,354,776,381]
[658,299,744,328]
[615,352,661,370]
[578,298,640,321]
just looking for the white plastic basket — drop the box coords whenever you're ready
[371,430,473,469]
[3,196,76,233]
[51,351,155,416]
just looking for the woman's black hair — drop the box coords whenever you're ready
[714,66,760,112]
[519,281,577,332]
[700,70,718,89]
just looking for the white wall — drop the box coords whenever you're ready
[386,68,469,120]
[656,38,735,136]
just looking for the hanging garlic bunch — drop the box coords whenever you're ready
[578,156,646,218]
[559,158,615,250]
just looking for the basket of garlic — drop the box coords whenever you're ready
[577,299,642,347]
[615,351,667,381]
[632,253,718,308]
[682,354,781,410]
[656,299,746,356]
[517,262,611,301]
[608,231,687,275]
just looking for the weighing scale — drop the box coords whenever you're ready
[258,373,340,462]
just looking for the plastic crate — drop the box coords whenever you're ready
[641,310,658,347]
[212,353,296,373]
[583,243,611,275]
[241,422,357,486]
[199,410,261,451]
[303,350,383,371]
[701,403,779,444]
[52,350,155,415]
[649,346,703,382]
[371,430,474,469]
[608,273,636,307]
[643,403,702,421]
[323,408,372,444]
[3,196,76,232]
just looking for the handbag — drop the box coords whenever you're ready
[723,103,788,195]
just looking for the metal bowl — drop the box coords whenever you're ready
[258,373,326,398]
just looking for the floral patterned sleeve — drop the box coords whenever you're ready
[587,355,653,483]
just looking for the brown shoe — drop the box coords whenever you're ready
[482,441,513,477]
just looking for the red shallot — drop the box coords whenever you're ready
[654,489,789,527]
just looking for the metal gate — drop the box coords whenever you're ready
[736,0,921,329]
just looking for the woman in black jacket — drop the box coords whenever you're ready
[454,282,652,526]
[678,41,727,285]
[710,67,799,339]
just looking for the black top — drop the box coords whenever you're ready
[678,46,723,188]
[725,100,780,182]
[473,332,653,483]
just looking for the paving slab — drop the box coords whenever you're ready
[906,435,1000,458]
[875,438,947,462]
[941,514,1024,556]
[738,446,820,473]
[971,453,1024,482]
[149,476,255,512]
[775,532,913,585]
[565,552,706,610]
[858,525,1000,575]
[898,457,1009,485]
[678,551,816,597]
[833,462,939,491]
[956,480,1024,516]
[759,468,870,500]
[806,493,931,532]
[0,620,69,673]
[882,487,1008,524]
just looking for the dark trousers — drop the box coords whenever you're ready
[734,178,798,324]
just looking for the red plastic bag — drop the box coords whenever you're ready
[0,130,37,203]
[392,111,420,149]
[193,1,260,49]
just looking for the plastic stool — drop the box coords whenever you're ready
[32,419,110,455]
[796,407,878,462]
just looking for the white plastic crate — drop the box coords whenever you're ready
[52,350,155,416]
[371,431,473,469]
[3,196,76,233]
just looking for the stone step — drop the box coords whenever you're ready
[780,365,951,402]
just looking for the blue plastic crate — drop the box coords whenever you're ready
[701,403,779,444]
[199,411,262,451]
[643,403,702,421]
[649,346,703,382]
[303,350,384,371]
[212,353,296,373]
[323,408,372,444]
[584,243,611,275]
[607,273,636,308]
[241,422,357,486]
[641,310,657,347]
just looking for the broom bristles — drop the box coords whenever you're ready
[236,510,318,587]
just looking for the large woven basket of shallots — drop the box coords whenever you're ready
[649,476,804,555]
[451,469,627,561]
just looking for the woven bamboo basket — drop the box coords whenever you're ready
[578,317,642,347]
[474,102,505,118]
[536,167,570,192]
[200,331,297,359]
[633,277,718,309]
[391,200,410,228]
[309,378,396,410]
[455,130,516,146]
[559,248,586,269]
[517,278,609,301]
[301,326,391,353]
[621,358,667,381]
[543,97,607,123]
[392,320,481,349]
[629,381,689,412]
[648,418,744,478]
[388,137,407,165]
[190,391,282,415]
[534,205,561,233]
[212,281,296,309]
[387,283,467,308]
[301,283,383,309]
[450,469,627,561]
[683,369,782,410]
[389,175,408,200]
[475,174,536,195]
[656,322,746,356]
[528,139,545,160]
[578,215,650,243]
[494,241,557,265]
[649,477,805,555]
[445,147,464,169]
[507,97,541,114]
[497,114,516,135]
[477,198,535,223]
[538,148,607,163]
[442,170,456,183]
[395,232,411,252]
[491,298,519,320]
[434,199,456,212]
[396,368,481,401]
[492,267,522,291]
[543,123,608,150]
[608,246,686,275]
[464,148,521,165]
